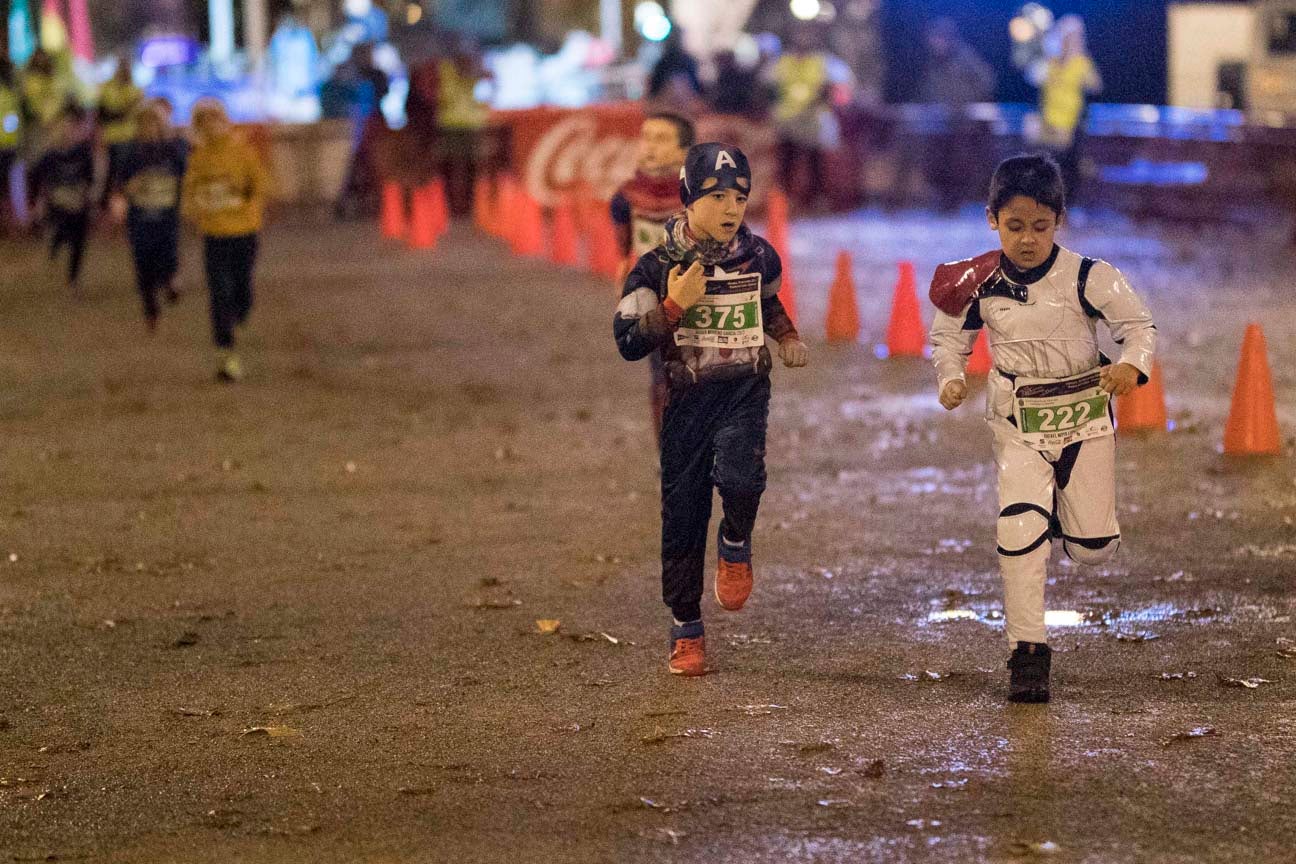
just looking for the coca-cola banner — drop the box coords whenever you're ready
[498,103,776,211]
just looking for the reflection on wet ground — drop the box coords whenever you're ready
[926,598,1293,629]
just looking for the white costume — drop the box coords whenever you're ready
[930,245,1156,645]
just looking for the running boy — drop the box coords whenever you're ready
[117,102,187,331]
[610,112,694,448]
[929,154,1156,703]
[182,99,268,382]
[30,104,94,293]
[614,143,809,676]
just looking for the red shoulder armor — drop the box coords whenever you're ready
[929,250,1001,316]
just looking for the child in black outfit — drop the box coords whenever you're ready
[116,102,187,330]
[30,104,93,293]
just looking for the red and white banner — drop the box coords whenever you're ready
[496,103,777,210]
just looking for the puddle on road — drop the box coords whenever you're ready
[925,600,1292,630]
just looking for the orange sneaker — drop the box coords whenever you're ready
[668,621,706,676]
[714,532,753,611]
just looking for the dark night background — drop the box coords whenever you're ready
[880,0,1170,105]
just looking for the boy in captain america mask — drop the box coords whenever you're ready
[614,143,809,677]
[929,154,1156,703]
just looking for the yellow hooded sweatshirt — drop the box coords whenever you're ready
[182,132,268,237]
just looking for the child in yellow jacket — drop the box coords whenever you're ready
[182,98,268,382]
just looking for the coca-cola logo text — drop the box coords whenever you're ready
[526,115,638,206]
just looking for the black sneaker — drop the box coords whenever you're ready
[1007,642,1051,703]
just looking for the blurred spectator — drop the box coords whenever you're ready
[917,18,995,210]
[404,50,442,147]
[770,25,833,209]
[708,50,770,119]
[330,43,390,220]
[1,55,21,233]
[1034,15,1102,202]
[436,35,489,217]
[646,31,702,112]
[97,57,144,210]
[19,49,72,164]
[115,102,187,329]
[29,104,94,293]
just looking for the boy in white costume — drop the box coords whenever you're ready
[929,154,1156,702]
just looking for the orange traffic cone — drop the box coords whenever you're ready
[495,175,517,241]
[966,330,992,376]
[1116,360,1168,433]
[584,197,622,279]
[407,184,438,251]
[1223,324,1282,455]
[511,190,546,257]
[766,189,797,324]
[549,196,581,267]
[473,176,494,234]
[380,182,406,240]
[429,178,450,238]
[824,250,860,343]
[883,261,926,358]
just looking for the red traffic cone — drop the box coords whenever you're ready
[511,190,546,258]
[407,184,438,251]
[824,250,860,343]
[884,261,925,358]
[473,176,494,234]
[583,197,622,279]
[380,181,406,240]
[429,178,450,238]
[966,330,992,376]
[1116,360,1168,433]
[549,196,581,267]
[1223,324,1282,455]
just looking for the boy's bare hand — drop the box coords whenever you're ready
[666,261,706,310]
[939,379,967,410]
[1099,362,1141,397]
[779,338,808,368]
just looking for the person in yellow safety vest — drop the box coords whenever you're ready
[20,49,71,161]
[97,58,144,209]
[435,36,489,218]
[1035,15,1102,202]
[0,56,22,233]
[769,24,833,210]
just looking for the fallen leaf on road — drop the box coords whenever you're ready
[240,725,300,738]
[817,798,852,807]
[860,759,886,779]
[819,767,842,776]
[638,796,670,811]
[1217,675,1272,689]
[467,598,522,610]
[170,707,220,718]
[640,727,714,744]
[1114,631,1160,642]
[535,619,561,635]
[1276,638,1296,659]
[554,721,594,733]
[1157,672,1198,680]
[171,631,200,648]
[1159,726,1218,746]
[730,704,788,716]
[1008,840,1061,856]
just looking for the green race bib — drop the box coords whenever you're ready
[1013,368,1113,450]
[674,270,764,349]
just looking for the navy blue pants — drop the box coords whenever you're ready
[660,374,770,622]
[127,213,179,321]
[203,234,257,348]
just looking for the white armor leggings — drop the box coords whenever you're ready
[992,419,1121,645]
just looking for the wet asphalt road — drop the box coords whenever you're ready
[0,211,1293,863]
